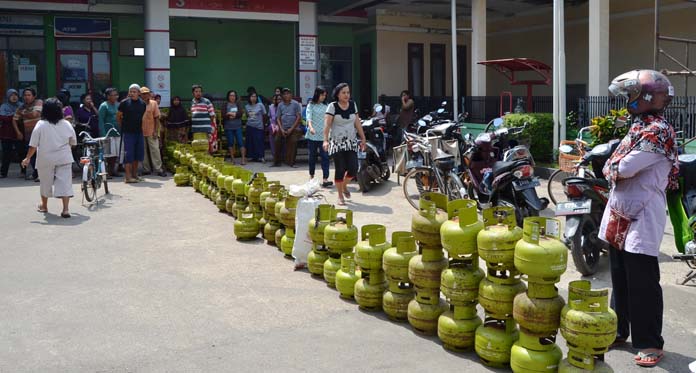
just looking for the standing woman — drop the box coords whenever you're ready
[0,89,21,178]
[599,70,678,368]
[306,87,331,187]
[323,83,366,205]
[76,93,100,138]
[223,90,245,164]
[21,98,76,217]
[165,96,189,143]
[245,92,267,162]
[57,93,73,124]
[268,94,281,158]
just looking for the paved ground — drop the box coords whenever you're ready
[1,160,695,372]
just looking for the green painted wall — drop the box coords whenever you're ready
[44,15,56,96]
[318,24,354,46]
[115,16,295,99]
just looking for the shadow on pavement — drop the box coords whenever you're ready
[31,212,90,226]
[346,201,394,214]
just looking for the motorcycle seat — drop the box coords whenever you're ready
[679,154,696,176]
[492,159,530,176]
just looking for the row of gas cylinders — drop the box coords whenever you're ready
[167,143,302,258]
[165,143,618,372]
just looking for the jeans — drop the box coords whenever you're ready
[307,140,329,179]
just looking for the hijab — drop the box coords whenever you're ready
[0,89,20,116]
[167,96,188,128]
[603,114,679,190]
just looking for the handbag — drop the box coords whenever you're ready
[604,207,633,250]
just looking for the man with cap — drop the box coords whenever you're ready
[140,86,165,177]
[118,84,147,183]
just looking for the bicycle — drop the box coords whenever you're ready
[401,129,466,210]
[78,128,119,202]
[547,125,595,205]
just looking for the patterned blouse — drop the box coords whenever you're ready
[326,100,359,155]
[305,101,327,142]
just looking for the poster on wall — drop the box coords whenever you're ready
[299,35,317,70]
[54,17,111,38]
[62,83,87,100]
[146,70,171,108]
[18,65,36,82]
[299,71,317,105]
[0,14,43,36]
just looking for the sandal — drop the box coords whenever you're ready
[344,190,351,200]
[60,211,71,218]
[125,178,139,184]
[337,198,346,206]
[322,181,334,188]
[37,204,47,213]
[635,351,664,367]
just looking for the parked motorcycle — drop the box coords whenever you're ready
[554,140,619,276]
[667,139,696,285]
[357,104,390,193]
[463,119,548,226]
[409,101,450,135]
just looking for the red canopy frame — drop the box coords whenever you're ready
[477,58,552,113]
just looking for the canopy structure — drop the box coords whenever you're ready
[477,58,552,112]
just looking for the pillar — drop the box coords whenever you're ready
[471,0,486,96]
[588,0,609,96]
[298,1,318,105]
[144,0,171,107]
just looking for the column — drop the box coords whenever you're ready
[588,0,609,96]
[298,1,318,105]
[144,0,171,107]
[471,0,486,96]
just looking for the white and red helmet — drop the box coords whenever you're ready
[608,69,674,115]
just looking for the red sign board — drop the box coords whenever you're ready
[169,0,298,14]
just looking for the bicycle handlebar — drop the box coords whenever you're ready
[79,127,120,142]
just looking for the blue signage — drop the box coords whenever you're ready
[54,17,111,38]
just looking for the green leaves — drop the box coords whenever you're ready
[589,107,629,146]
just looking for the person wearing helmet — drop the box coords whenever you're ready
[599,70,678,368]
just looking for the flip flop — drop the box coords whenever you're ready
[337,198,346,206]
[37,204,47,213]
[635,351,664,367]
[344,190,352,200]
[60,212,71,218]
[125,179,139,184]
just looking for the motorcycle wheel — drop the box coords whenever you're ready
[403,167,436,210]
[381,166,390,181]
[358,169,370,193]
[570,215,601,276]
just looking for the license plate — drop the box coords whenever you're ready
[357,151,367,159]
[512,178,540,191]
[555,199,592,216]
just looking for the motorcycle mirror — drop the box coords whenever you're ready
[558,144,574,154]
[441,101,447,106]
[418,119,426,127]
[614,115,628,128]
[437,108,445,114]
[493,118,504,128]
[373,104,383,113]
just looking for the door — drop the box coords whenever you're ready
[359,43,372,114]
[58,52,90,103]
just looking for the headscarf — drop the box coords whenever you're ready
[603,114,679,190]
[0,89,20,116]
[166,96,188,128]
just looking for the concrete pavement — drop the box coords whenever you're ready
[0,162,694,372]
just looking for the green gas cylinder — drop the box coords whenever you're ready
[265,184,284,220]
[383,288,414,321]
[354,272,387,311]
[479,274,527,320]
[440,199,483,259]
[383,232,418,285]
[514,217,567,284]
[323,254,341,288]
[223,170,236,194]
[191,174,199,192]
[411,193,448,248]
[259,181,278,212]
[438,304,482,351]
[191,132,208,152]
[274,227,285,249]
[234,210,259,240]
[478,207,523,270]
[336,253,361,299]
[231,197,248,219]
[274,190,286,224]
[441,260,485,306]
[324,209,358,255]
[307,247,329,276]
[216,191,227,212]
[247,177,265,205]
[409,253,448,294]
[558,358,614,373]
[264,220,281,246]
[513,284,565,336]
[510,331,563,373]
[407,297,447,335]
[173,166,190,186]
[560,280,617,370]
[281,227,295,257]
[308,204,335,248]
[475,317,520,368]
[355,224,390,274]
[279,194,299,229]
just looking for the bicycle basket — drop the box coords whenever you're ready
[558,140,583,172]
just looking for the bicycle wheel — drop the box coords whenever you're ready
[82,164,96,202]
[403,167,437,209]
[446,172,467,201]
[547,169,565,205]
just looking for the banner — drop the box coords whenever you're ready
[169,0,298,14]
[0,14,43,36]
[54,17,111,38]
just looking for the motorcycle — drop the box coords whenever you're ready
[554,139,620,276]
[463,119,548,226]
[409,101,450,135]
[357,104,390,193]
[667,137,696,285]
